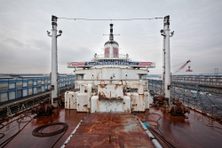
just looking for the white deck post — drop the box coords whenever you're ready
[161,15,174,105]
[48,15,62,105]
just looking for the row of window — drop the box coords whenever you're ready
[0,74,74,103]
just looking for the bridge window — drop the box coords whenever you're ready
[113,48,119,58]
[105,48,110,58]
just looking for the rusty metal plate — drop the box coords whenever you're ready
[2,108,222,148]
[65,113,154,148]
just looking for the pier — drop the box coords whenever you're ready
[0,74,74,119]
[148,75,222,121]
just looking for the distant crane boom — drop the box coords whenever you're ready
[174,60,191,73]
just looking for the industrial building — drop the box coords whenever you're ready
[0,74,74,104]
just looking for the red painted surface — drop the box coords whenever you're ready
[67,62,85,68]
[65,113,153,148]
[1,109,86,148]
[1,108,222,148]
[113,48,119,58]
[137,108,222,148]
[105,48,110,58]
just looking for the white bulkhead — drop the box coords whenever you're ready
[65,91,77,109]
[65,24,154,113]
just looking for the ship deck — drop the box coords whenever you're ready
[137,108,222,148]
[1,108,222,148]
[65,113,153,148]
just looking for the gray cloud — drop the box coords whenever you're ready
[0,0,222,74]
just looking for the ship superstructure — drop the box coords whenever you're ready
[65,24,155,113]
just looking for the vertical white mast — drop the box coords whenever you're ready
[161,15,174,105]
[48,15,62,105]
[162,34,166,96]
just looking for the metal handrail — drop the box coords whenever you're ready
[0,91,51,110]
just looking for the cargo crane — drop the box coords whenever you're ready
[174,60,191,73]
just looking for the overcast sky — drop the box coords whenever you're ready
[0,0,222,74]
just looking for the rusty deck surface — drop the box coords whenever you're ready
[137,108,222,148]
[0,109,87,148]
[65,113,153,148]
[0,108,222,148]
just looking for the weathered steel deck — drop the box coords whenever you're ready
[137,108,222,148]
[1,108,222,148]
[1,109,86,148]
[65,113,153,148]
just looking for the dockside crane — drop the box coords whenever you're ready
[174,60,192,73]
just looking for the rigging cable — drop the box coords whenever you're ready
[0,112,32,140]
[143,113,176,148]
[0,114,33,148]
[32,122,68,137]
[58,17,164,21]
[32,122,68,148]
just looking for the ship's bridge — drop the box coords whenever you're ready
[93,53,129,60]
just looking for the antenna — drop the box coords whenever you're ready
[110,24,114,41]
[103,24,120,39]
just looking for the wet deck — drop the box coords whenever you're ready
[0,109,86,148]
[0,108,222,148]
[137,108,222,148]
[65,113,153,148]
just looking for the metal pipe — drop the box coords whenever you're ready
[152,139,163,148]
[138,119,163,148]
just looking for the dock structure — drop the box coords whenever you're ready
[172,75,222,91]
[0,74,74,118]
[148,75,222,120]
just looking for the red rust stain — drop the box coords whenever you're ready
[1,109,87,148]
[65,113,154,148]
[136,108,222,148]
[1,107,222,148]
[98,92,107,100]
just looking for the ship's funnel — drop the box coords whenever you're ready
[104,24,119,58]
